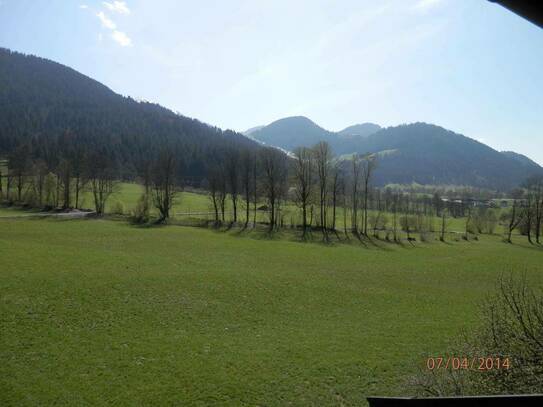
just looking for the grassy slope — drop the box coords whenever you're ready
[1,218,542,406]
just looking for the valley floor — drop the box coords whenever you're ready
[1,217,542,406]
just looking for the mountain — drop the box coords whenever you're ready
[338,123,381,138]
[250,116,378,154]
[250,117,542,190]
[347,123,543,190]
[250,116,337,151]
[0,48,258,181]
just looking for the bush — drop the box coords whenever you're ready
[112,200,125,215]
[131,194,150,223]
[473,208,498,234]
[407,274,543,396]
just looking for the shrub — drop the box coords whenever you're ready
[407,274,543,396]
[131,194,150,223]
[112,200,125,215]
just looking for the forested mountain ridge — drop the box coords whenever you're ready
[249,117,542,190]
[347,123,543,190]
[0,48,258,180]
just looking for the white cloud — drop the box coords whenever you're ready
[413,0,443,12]
[102,1,130,14]
[96,11,116,30]
[111,30,132,47]
[79,4,88,9]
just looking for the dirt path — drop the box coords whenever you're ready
[0,210,96,219]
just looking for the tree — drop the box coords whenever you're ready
[72,146,87,209]
[8,144,30,203]
[330,163,342,231]
[225,148,240,223]
[32,159,49,207]
[350,154,362,234]
[504,192,524,243]
[240,150,254,228]
[56,158,72,209]
[87,152,117,215]
[313,141,332,238]
[523,193,535,244]
[391,192,399,242]
[371,189,385,238]
[151,150,178,222]
[292,146,314,237]
[259,147,287,231]
[464,205,473,240]
[524,176,543,244]
[438,207,447,242]
[400,214,417,241]
[206,164,222,224]
[361,154,377,236]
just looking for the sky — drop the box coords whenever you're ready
[1,0,542,164]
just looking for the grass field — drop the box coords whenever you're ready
[1,216,542,406]
[78,182,469,231]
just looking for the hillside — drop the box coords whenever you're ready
[350,123,543,190]
[250,118,542,190]
[0,48,258,180]
[501,151,541,169]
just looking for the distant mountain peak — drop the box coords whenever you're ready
[249,116,335,151]
[338,122,381,138]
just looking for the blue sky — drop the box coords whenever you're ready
[1,0,542,164]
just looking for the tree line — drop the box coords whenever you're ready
[2,137,542,245]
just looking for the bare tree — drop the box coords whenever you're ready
[72,147,87,209]
[206,164,222,224]
[525,176,543,244]
[252,152,258,227]
[440,207,450,242]
[361,154,377,236]
[8,144,30,203]
[225,148,240,223]
[86,153,117,215]
[391,192,399,242]
[313,141,332,237]
[259,147,287,231]
[524,193,535,244]
[32,159,48,207]
[292,146,314,237]
[371,189,384,238]
[57,158,72,209]
[504,193,524,243]
[151,150,178,222]
[350,154,362,234]
[240,150,254,228]
[464,205,473,240]
[330,163,342,231]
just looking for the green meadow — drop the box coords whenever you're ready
[1,213,542,406]
[78,182,468,231]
